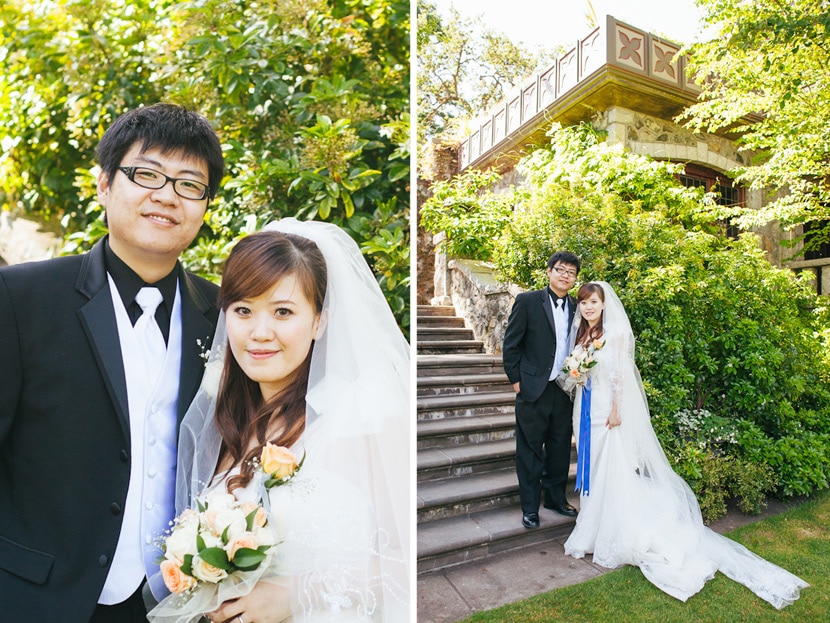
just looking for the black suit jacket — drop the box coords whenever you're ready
[502,288,576,403]
[0,238,219,622]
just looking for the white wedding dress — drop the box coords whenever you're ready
[562,282,807,609]
[147,219,410,622]
[212,419,393,622]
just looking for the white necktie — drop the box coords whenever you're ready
[134,287,166,383]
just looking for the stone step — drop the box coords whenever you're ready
[418,327,476,342]
[417,467,520,523]
[417,390,516,421]
[417,462,577,524]
[417,353,503,377]
[416,372,512,397]
[417,413,516,449]
[417,315,466,328]
[416,496,580,574]
[417,305,456,317]
[417,438,515,482]
[417,340,485,355]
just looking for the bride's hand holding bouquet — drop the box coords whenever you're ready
[556,338,605,397]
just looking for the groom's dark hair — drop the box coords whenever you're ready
[547,251,581,273]
[96,103,224,199]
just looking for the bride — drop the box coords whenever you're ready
[148,218,410,622]
[561,281,807,609]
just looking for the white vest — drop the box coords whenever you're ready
[99,276,182,604]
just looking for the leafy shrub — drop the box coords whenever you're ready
[420,168,514,261]
[449,123,830,504]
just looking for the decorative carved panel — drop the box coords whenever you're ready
[580,27,603,77]
[481,119,493,151]
[522,82,537,123]
[470,130,481,161]
[615,24,646,72]
[651,39,680,86]
[508,96,521,133]
[558,48,578,94]
[493,107,506,145]
[539,65,556,108]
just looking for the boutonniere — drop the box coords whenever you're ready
[196,337,211,364]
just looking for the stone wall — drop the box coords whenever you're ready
[0,213,61,265]
[448,258,523,355]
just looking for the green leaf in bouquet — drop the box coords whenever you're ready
[245,508,262,532]
[197,533,206,552]
[231,547,267,571]
[199,547,232,570]
[181,554,195,577]
[222,525,231,544]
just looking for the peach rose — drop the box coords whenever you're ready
[191,556,228,583]
[261,443,298,479]
[226,531,259,562]
[160,559,197,594]
[569,368,581,378]
[241,502,268,528]
[592,339,605,350]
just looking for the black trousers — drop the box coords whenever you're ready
[515,380,573,514]
[89,582,148,623]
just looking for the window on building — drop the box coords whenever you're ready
[678,163,744,239]
[802,220,830,261]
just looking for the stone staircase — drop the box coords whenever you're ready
[416,305,578,574]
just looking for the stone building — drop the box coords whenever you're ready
[422,14,830,353]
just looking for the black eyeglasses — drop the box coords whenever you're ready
[118,166,209,201]
[551,266,578,278]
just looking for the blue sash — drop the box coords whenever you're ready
[575,377,591,495]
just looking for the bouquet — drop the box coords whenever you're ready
[556,338,605,397]
[148,444,303,622]
[158,490,275,595]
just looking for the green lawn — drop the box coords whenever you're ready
[461,490,830,623]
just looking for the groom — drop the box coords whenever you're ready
[0,104,223,622]
[503,251,580,529]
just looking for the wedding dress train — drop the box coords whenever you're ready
[562,282,807,609]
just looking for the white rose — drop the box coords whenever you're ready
[200,530,224,550]
[165,519,199,561]
[191,555,228,583]
[202,357,224,398]
[253,524,277,547]
[204,490,236,513]
[213,507,248,542]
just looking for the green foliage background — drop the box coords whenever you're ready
[422,124,830,518]
[0,0,410,335]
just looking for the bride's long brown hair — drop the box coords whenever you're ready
[214,231,327,492]
[574,282,605,346]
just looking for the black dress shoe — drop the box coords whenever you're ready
[544,502,578,517]
[522,512,540,529]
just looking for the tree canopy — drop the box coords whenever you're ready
[682,0,830,253]
[416,0,556,150]
[0,0,410,333]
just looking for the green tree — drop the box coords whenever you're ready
[682,0,830,253]
[0,0,409,334]
[416,0,556,147]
